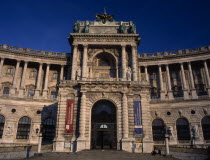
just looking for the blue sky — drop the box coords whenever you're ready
[0,0,210,53]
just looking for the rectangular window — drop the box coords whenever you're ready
[28,90,34,97]
[7,68,13,74]
[53,73,58,79]
[3,87,10,95]
[50,92,57,99]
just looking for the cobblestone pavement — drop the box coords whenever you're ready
[27,150,179,160]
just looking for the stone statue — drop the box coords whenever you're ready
[129,23,136,33]
[126,67,132,81]
[119,24,126,33]
[6,124,13,135]
[73,22,80,33]
[76,67,81,80]
[96,9,114,24]
[84,24,89,33]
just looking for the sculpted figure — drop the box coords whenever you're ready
[126,67,132,81]
[84,24,89,33]
[119,24,126,33]
[73,22,80,33]
[76,67,81,80]
[129,23,136,33]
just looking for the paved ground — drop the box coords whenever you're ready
[27,150,179,160]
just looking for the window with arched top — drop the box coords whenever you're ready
[152,119,165,141]
[176,118,191,141]
[42,118,56,143]
[201,116,210,140]
[16,116,31,139]
[0,115,5,138]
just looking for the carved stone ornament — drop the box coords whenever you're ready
[5,124,13,136]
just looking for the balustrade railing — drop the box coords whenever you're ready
[0,44,66,57]
[139,45,210,58]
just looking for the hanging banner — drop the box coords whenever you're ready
[65,99,74,133]
[134,100,143,134]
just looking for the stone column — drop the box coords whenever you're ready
[158,65,165,100]
[145,66,149,82]
[121,92,131,152]
[203,60,210,97]
[0,58,5,77]
[60,65,64,81]
[10,60,20,95]
[180,63,189,99]
[139,66,141,81]
[71,44,78,80]
[34,63,43,98]
[166,64,173,99]
[19,61,28,96]
[188,62,198,99]
[42,64,50,98]
[77,92,87,151]
[121,45,126,80]
[131,45,137,81]
[122,93,129,138]
[82,44,88,80]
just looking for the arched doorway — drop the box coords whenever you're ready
[152,118,165,142]
[42,118,56,144]
[91,100,117,150]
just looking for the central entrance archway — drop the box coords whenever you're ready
[91,100,117,150]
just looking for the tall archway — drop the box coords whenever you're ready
[0,115,5,138]
[91,100,117,150]
[92,52,117,78]
[152,118,165,142]
[42,118,56,144]
[176,117,191,141]
[201,116,210,140]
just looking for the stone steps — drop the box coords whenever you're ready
[28,150,179,160]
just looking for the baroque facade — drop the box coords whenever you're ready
[0,15,210,153]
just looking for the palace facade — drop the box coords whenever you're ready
[0,15,210,153]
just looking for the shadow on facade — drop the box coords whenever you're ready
[41,103,58,144]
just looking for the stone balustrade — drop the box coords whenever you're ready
[0,44,67,57]
[139,45,210,58]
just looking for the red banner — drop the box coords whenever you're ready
[65,99,74,133]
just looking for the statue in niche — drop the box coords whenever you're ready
[126,67,132,81]
[76,67,81,80]
[191,125,199,138]
[6,124,13,135]
[84,24,89,33]
[73,22,80,33]
[119,23,126,33]
[129,23,136,33]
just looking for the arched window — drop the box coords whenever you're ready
[16,116,31,139]
[176,118,190,141]
[201,116,210,140]
[42,118,56,143]
[0,115,5,138]
[152,119,165,141]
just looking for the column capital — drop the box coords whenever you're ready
[39,63,43,66]
[158,64,162,67]
[179,62,184,65]
[73,44,78,47]
[46,63,51,66]
[24,61,29,64]
[121,44,126,48]
[83,44,88,48]
[131,44,137,48]
[165,64,169,67]
[187,61,191,64]
[16,60,21,63]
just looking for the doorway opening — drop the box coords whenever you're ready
[91,100,117,149]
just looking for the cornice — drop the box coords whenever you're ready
[70,33,139,37]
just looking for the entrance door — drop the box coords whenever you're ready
[91,100,117,149]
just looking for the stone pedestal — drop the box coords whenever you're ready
[76,138,86,152]
[10,87,16,95]
[183,89,190,100]
[142,141,154,153]
[34,90,40,98]
[160,91,165,100]
[168,91,174,100]
[207,88,210,98]
[42,90,48,98]
[54,139,65,152]
[18,88,25,97]
[121,138,132,152]
[191,89,198,99]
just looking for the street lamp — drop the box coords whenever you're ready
[38,124,43,153]
[165,126,172,155]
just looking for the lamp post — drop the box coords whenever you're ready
[165,126,172,155]
[38,125,43,153]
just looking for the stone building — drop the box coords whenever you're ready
[0,13,210,153]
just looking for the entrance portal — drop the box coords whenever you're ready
[91,100,117,149]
